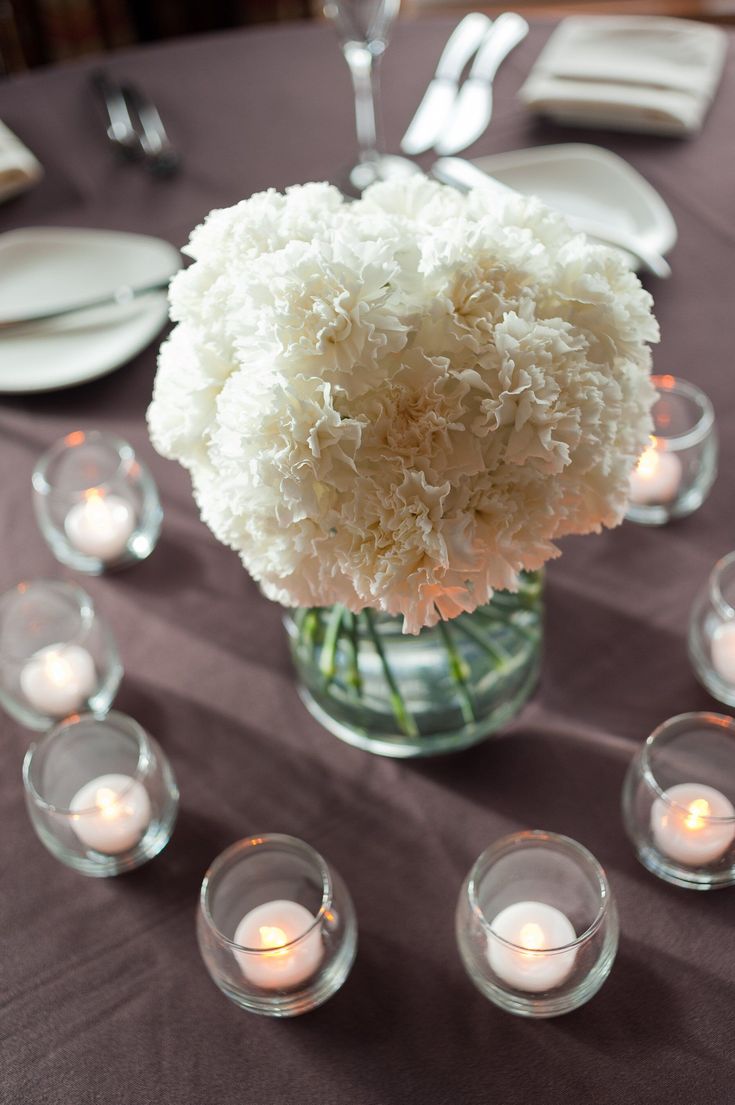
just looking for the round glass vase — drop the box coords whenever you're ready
[455,831,618,1018]
[197,834,357,1017]
[286,572,543,757]
[32,429,163,574]
[689,551,735,707]
[0,580,122,731]
[622,712,735,890]
[23,711,179,877]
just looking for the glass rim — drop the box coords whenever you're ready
[709,551,735,621]
[22,710,153,815]
[199,834,333,954]
[649,375,714,451]
[32,429,136,497]
[466,830,611,953]
[0,579,95,662]
[640,711,735,823]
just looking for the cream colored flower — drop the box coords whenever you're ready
[148,177,658,633]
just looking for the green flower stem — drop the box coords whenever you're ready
[319,603,345,683]
[362,609,419,739]
[296,607,320,648]
[343,609,362,697]
[437,618,476,724]
[453,615,511,669]
[474,606,539,645]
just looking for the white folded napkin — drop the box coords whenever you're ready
[0,119,43,203]
[519,16,728,136]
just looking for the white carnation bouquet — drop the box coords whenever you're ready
[148,177,658,637]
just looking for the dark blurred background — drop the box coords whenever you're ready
[1,0,731,75]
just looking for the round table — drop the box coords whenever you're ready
[1,17,734,1105]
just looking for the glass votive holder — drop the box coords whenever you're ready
[689,551,735,707]
[197,834,358,1017]
[622,712,735,890]
[455,831,618,1018]
[32,430,162,573]
[23,710,179,877]
[625,375,716,526]
[0,580,122,730]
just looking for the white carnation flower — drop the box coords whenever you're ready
[149,177,658,633]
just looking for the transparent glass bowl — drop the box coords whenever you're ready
[456,831,618,1017]
[0,580,122,730]
[622,712,735,889]
[689,551,735,707]
[33,430,162,573]
[23,711,179,877]
[625,375,716,526]
[197,834,357,1017]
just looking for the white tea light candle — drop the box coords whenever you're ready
[70,772,152,854]
[711,623,735,686]
[20,643,96,717]
[64,490,135,561]
[628,440,682,505]
[651,783,735,865]
[234,899,323,990]
[487,901,577,993]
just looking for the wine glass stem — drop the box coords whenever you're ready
[343,43,381,165]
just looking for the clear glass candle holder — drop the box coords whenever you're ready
[33,430,163,573]
[455,831,618,1018]
[625,375,716,526]
[0,580,122,730]
[622,712,735,890]
[689,551,735,707]
[23,710,179,877]
[197,834,358,1017]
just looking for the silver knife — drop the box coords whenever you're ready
[0,278,173,331]
[431,157,672,278]
[434,13,529,156]
[401,13,491,157]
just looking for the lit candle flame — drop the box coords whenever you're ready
[95,786,123,821]
[259,926,289,956]
[84,488,110,523]
[46,652,73,688]
[685,798,711,831]
[635,438,661,480]
[518,922,546,954]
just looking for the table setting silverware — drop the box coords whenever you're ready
[91,70,181,176]
[400,12,491,156]
[431,155,672,278]
[0,278,173,332]
[434,13,529,155]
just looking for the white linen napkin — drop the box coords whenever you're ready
[0,119,43,202]
[519,16,728,136]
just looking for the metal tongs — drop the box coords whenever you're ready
[91,71,180,176]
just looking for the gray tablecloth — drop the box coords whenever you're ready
[1,18,734,1105]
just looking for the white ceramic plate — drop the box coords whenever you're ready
[0,227,180,393]
[472,143,677,264]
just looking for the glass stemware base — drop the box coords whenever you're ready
[346,153,421,193]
